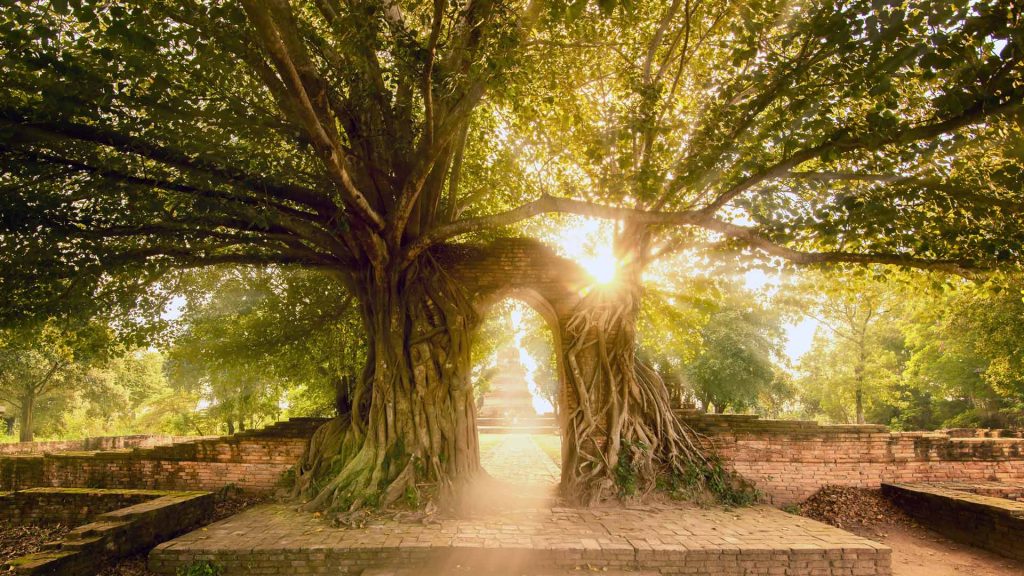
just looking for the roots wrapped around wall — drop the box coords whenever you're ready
[561,287,712,505]
[291,254,481,515]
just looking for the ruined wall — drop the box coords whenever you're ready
[0,418,322,493]
[3,490,214,575]
[0,434,215,455]
[4,412,1024,506]
[682,412,1024,505]
[0,487,168,526]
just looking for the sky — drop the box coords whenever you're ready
[742,268,818,363]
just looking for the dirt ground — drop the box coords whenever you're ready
[875,524,1024,576]
[798,486,1024,576]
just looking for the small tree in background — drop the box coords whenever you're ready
[0,320,112,441]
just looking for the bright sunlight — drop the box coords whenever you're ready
[551,217,619,286]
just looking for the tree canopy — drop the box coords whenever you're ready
[1,0,1022,321]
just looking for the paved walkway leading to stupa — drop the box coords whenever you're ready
[479,433,561,488]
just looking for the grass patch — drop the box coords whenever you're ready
[529,434,562,465]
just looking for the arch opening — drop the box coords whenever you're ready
[471,295,564,493]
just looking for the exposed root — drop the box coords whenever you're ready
[291,254,483,515]
[561,285,709,505]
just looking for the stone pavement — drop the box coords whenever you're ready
[149,501,891,575]
[479,433,560,488]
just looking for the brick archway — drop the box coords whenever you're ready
[441,237,591,476]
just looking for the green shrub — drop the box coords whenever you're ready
[614,439,648,498]
[658,457,760,507]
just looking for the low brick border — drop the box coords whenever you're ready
[0,487,179,527]
[3,490,214,575]
[882,482,1024,561]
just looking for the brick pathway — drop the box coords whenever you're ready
[480,434,560,488]
[149,501,891,575]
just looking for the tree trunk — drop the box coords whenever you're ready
[19,393,34,442]
[560,231,707,504]
[854,343,866,424]
[292,255,481,514]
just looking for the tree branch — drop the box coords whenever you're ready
[403,194,701,263]
[0,108,332,213]
[241,0,386,232]
[700,217,982,275]
[700,97,1024,216]
[4,147,354,261]
[785,171,1024,213]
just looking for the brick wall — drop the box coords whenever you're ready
[682,412,1024,505]
[0,435,215,455]
[4,413,1024,508]
[0,419,323,494]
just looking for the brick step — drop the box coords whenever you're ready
[364,565,659,569]
[42,534,105,553]
[123,417,324,462]
[477,426,559,434]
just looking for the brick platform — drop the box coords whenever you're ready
[148,503,891,575]
[882,482,1024,562]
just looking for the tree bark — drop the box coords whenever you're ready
[19,393,34,442]
[293,253,481,513]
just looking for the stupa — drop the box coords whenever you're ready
[478,345,539,420]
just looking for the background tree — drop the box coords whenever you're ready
[64,349,175,438]
[900,277,1024,428]
[519,308,560,416]
[787,270,906,423]
[688,292,787,414]
[0,320,111,441]
[165,267,364,433]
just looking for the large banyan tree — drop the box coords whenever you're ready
[1,0,1022,511]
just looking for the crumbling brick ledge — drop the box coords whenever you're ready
[881,482,1024,562]
[2,489,214,576]
[0,435,215,455]
[0,487,180,527]
[0,418,323,494]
